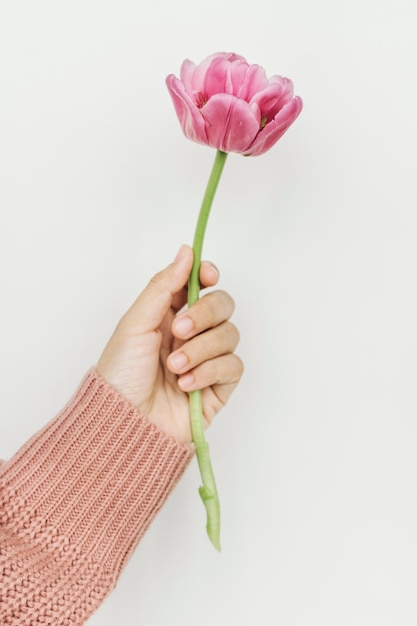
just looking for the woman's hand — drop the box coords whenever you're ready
[97,245,243,444]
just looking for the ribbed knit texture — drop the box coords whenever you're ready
[0,370,194,625]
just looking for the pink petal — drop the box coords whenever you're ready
[190,52,246,94]
[225,52,247,63]
[245,96,303,156]
[249,78,294,124]
[187,53,220,93]
[180,58,197,96]
[236,63,269,101]
[229,58,251,96]
[202,55,232,97]
[198,53,250,99]
[268,74,295,89]
[200,93,260,153]
[268,75,295,105]
[165,75,207,145]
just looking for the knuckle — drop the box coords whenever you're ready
[149,270,165,289]
[209,358,222,383]
[232,355,245,380]
[147,269,174,300]
[195,289,235,327]
[217,289,235,313]
[224,321,240,345]
[198,298,216,327]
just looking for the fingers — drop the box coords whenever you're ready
[168,289,238,391]
[168,321,240,377]
[122,245,193,332]
[121,245,221,333]
[172,290,235,340]
[172,340,243,393]
[180,353,243,393]
[199,260,220,288]
[170,259,220,313]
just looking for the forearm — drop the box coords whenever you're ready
[0,370,193,625]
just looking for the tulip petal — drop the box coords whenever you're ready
[269,74,295,90]
[245,96,303,156]
[269,75,295,105]
[186,53,219,94]
[199,54,249,99]
[226,58,250,96]
[250,78,294,123]
[200,93,260,153]
[202,56,231,97]
[166,75,207,145]
[180,58,197,96]
[190,52,246,96]
[236,63,269,101]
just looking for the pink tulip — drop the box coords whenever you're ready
[166,52,303,156]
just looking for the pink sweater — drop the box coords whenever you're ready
[0,370,194,624]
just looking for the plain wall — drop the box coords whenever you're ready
[1,1,417,624]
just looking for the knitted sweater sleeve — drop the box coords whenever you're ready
[0,369,194,625]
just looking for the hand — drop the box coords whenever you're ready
[96,245,243,444]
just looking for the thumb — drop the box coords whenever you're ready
[123,245,193,333]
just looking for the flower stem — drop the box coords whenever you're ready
[188,149,228,551]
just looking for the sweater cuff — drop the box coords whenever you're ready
[0,369,194,576]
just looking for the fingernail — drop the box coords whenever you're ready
[174,245,187,263]
[207,262,219,280]
[169,351,188,371]
[174,316,194,337]
[179,373,194,389]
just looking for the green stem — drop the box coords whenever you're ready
[188,149,228,551]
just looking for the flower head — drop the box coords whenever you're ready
[166,52,302,156]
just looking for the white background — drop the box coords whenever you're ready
[1,1,417,624]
